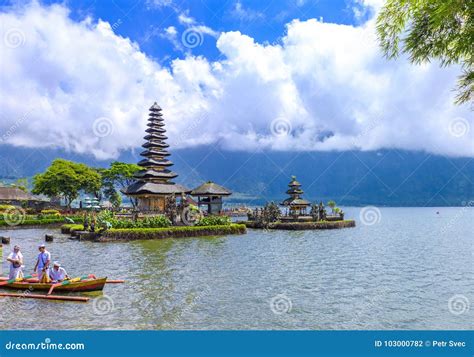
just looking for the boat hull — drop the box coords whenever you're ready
[0,278,107,292]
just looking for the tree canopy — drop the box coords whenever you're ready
[32,159,102,207]
[101,161,141,189]
[376,0,473,105]
[101,161,141,208]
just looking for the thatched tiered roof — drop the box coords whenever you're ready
[281,176,310,207]
[123,103,190,196]
[191,181,232,196]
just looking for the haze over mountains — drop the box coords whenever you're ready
[0,144,472,207]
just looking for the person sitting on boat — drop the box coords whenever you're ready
[6,245,23,280]
[49,262,69,283]
[33,244,51,283]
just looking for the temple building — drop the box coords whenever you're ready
[123,103,190,212]
[191,181,232,215]
[0,186,50,209]
[281,176,310,216]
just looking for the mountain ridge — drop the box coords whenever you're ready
[0,145,472,206]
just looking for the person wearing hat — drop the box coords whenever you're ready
[6,245,23,280]
[33,244,51,283]
[49,262,69,283]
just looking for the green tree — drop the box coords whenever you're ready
[109,190,122,209]
[377,0,473,104]
[101,162,141,208]
[327,200,336,214]
[263,202,281,223]
[13,178,28,192]
[32,159,102,208]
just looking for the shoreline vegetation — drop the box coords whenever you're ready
[99,224,247,241]
[0,155,356,240]
[243,220,356,230]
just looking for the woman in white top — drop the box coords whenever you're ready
[7,245,23,280]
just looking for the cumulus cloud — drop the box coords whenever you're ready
[0,1,472,159]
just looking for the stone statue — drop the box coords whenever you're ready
[318,201,326,221]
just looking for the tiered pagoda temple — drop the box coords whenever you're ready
[281,176,310,216]
[123,103,190,212]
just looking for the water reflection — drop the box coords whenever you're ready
[0,207,473,330]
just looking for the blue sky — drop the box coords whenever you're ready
[0,0,472,159]
[49,0,367,64]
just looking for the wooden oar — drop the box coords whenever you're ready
[0,292,89,302]
[0,275,34,286]
[47,275,90,295]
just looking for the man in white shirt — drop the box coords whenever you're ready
[49,262,69,282]
[7,245,23,280]
[33,244,51,282]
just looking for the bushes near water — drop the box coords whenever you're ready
[244,220,356,230]
[196,215,231,226]
[60,223,85,233]
[95,210,171,229]
[0,205,16,212]
[0,215,82,227]
[101,224,246,241]
[0,217,66,227]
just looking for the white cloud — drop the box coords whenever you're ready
[0,2,472,159]
[146,0,174,9]
[177,12,195,25]
[160,25,182,50]
[165,26,177,36]
[230,1,264,21]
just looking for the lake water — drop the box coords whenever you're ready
[1,207,472,330]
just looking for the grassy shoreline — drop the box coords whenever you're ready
[243,220,356,230]
[100,224,247,241]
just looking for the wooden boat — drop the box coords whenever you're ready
[0,277,107,292]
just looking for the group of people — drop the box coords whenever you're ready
[6,244,69,283]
